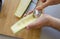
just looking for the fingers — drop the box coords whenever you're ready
[23,10,33,17]
[26,14,49,29]
[23,0,49,17]
[23,0,47,17]
[26,16,43,29]
[36,0,50,10]
[26,22,38,29]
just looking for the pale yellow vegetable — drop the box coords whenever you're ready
[15,0,31,18]
[11,13,38,33]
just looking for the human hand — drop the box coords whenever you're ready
[36,0,60,10]
[26,14,51,29]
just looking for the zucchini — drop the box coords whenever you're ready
[15,0,31,18]
[11,13,37,33]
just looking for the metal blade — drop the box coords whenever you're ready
[25,0,39,14]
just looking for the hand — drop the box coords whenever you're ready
[26,14,51,29]
[23,0,60,17]
[36,0,60,10]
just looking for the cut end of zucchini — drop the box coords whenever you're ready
[15,0,31,18]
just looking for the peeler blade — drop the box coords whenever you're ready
[24,0,39,14]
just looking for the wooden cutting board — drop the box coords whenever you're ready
[0,0,42,39]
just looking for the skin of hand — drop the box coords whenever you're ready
[26,14,50,29]
[36,0,60,10]
[26,14,60,30]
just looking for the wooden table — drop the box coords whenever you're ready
[0,0,42,39]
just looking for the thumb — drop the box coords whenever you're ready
[36,1,50,10]
[26,23,37,29]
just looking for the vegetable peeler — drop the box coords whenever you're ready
[24,0,42,18]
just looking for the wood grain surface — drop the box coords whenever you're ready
[0,0,42,39]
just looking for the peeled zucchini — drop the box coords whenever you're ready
[11,13,37,33]
[15,0,31,18]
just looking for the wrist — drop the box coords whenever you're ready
[46,15,55,27]
[41,14,51,27]
[44,14,52,27]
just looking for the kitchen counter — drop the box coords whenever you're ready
[0,0,41,39]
